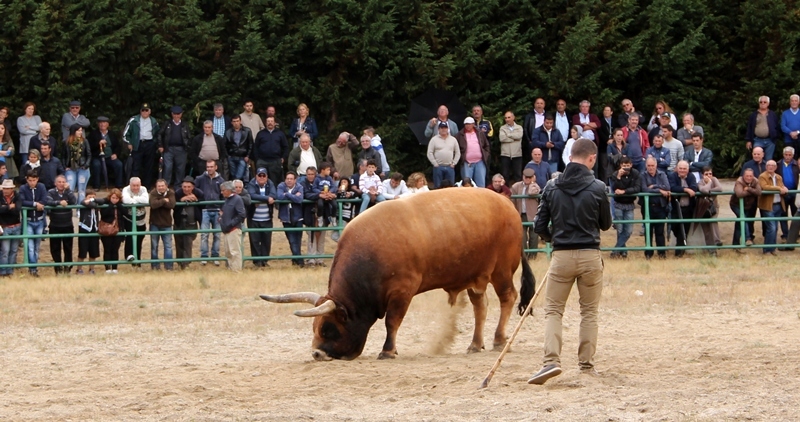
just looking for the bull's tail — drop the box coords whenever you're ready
[517,256,535,316]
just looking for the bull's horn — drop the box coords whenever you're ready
[294,299,336,317]
[260,292,321,305]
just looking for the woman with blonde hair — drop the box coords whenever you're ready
[402,172,430,197]
[288,103,318,148]
[647,100,678,131]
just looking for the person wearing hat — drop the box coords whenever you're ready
[454,116,490,188]
[427,121,460,188]
[173,176,204,270]
[87,116,124,189]
[123,103,161,188]
[246,167,276,268]
[0,178,21,277]
[60,100,90,143]
[157,105,192,188]
[511,167,541,259]
[647,111,674,145]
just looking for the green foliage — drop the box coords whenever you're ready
[1,0,800,176]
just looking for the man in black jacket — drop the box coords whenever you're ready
[87,116,125,189]
[190,121,228,179]
[253,116,288,184]
[224,114,254,181]
[609,156,641,258]
[529,138,612,385]
[46,175,77,274]
[173,176,203,270]
[158,106,192,188]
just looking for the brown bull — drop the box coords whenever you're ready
[261,188,535,360]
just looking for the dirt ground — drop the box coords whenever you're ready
[2,182,800,421]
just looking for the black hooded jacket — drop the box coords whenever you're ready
[534,162,612,250]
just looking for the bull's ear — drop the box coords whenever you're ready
[336,306,348,322]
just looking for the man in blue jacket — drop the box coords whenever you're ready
[277,171,304,267]
[531,115,565,174]
[745,96,781,161]
[18,171,48,277]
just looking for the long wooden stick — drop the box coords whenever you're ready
[478,270,549,389]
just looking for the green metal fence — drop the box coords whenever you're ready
[0,191,795,270]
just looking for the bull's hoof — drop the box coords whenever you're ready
[377,350,397,360]
[493,343,509,352]
[466,344,484,354]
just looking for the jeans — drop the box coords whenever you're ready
[65,168,90,203]
[731,205,755,245]
[228,157,249,181]
[91,157,124,188]
[150,225,174,270]
[360,193,386,213]
[547,161,558,175]
[753,137,776,161]
[200,209,221,258]
[432,166,455,188]
[762,202,783,253]
[613,207,634,252]
[163,146,187,188]
[283,220,304,266]
[0,225,21,275]
[26,219,45,272]
[461,161,487,187]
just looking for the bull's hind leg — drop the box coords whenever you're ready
[491,273,518,351]
[378,292,413,360]
[466,287,488,353]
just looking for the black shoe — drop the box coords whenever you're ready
[527,365,562,385]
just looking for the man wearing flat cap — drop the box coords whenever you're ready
[158,105,192,188]
[173,175,203,270]
[87,116,124,189]
[61,100,90,143]
[123,103,161,188]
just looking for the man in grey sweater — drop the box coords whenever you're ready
[426,122,460,188]
[219,181,246,272]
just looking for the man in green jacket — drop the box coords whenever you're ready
[123,103,161,188]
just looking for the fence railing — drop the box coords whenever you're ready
[1,190,796,270]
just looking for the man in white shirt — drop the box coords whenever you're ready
[382,173,408,199]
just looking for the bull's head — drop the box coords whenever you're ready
[260,292,370,361]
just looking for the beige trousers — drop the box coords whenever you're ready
[222,228,243,272]
[543,249,604,369]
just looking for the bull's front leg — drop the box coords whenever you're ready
[378,294,413,360]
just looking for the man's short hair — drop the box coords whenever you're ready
[233,179,244,187]
[544,113,555,121]
[243,99,254,106]
[742,168,755,176]
[390,172,403,182]
[231,114,241,121]
[661,125,675,132]
[129,177,141,184]
[580,100,591,107]
[363,126,375,135]
[491,173,504,182]
[55,175,67,182]
[702,166,712,173]
[791,94,800,102]
[0,162,5,170]
[213,103,224,110]
[570,138,597,160]
[306,166,317,174]
[156,178,167,186]
[206,160,216,166]
[785,146,796,155]
[366,159,377,167]
[203,120,213,127]
[358,159,369,167]
[619,156,632,165]
[691,132,703,140]
[286,171,298,178]
[26,170,39,179]
[220,181,234,191]
[318,162,331,172]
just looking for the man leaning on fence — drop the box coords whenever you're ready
[0,178,21,277]
[149,179,175,271]
[220,181,246,272]
[758,160,787,255]
[174,176,203,270]
[246,167,276,268]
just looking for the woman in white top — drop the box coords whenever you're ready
[17,102,42,159]
[562,125,583,166]
[647,101,678,131]
[401,172,430,197]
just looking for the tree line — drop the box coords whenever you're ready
[1,0,798,176]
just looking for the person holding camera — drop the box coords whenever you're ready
[609,156,641,258]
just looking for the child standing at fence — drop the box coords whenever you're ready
[76,188,100,274]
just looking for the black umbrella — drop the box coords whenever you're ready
[408,89,467,145]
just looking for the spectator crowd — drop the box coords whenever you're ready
[2,95,800,276]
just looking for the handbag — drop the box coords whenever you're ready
[98,218,119,236]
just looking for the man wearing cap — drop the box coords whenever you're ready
[246,167,276,268]
[61,100,90,143]
[157,105,192,188]
[647,112,673,144]
[87,116,124,189]
[325,132,359,179]
[190,120,228,178]
[427,122,460,188]
[173,176,203,270]
[511,167,541,259]
[455,116,490,187]
[253,116,289,183]
[123,103,161,188]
